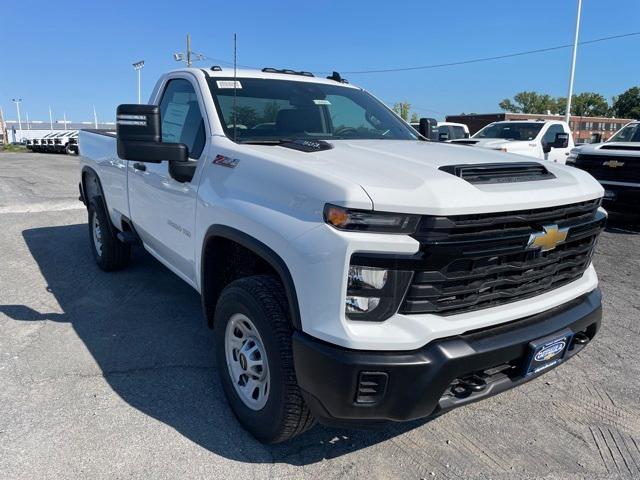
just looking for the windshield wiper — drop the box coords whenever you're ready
[239,138,334,152]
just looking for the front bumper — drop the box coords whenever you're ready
[293,289,602,427]
[601,182,640,213]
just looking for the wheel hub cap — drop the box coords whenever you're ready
[224,313,270,410]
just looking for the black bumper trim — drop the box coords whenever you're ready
[293,289,602,427]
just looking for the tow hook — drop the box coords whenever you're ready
[572,332,590,346]
[451,375,487,398]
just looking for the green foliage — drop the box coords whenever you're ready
[410,112,420,123]
[0,144,27,152]
[611,87,640,119]
[499,91,559,114]
[500,91,612,117]
[393,102,411,121]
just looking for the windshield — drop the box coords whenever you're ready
[208,78,418,142]
[474,122,544,141]
[608,123,640,143]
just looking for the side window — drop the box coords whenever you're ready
[542,124,565,145]
[159,79,206,159]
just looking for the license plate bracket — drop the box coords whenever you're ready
[525,330,572,377]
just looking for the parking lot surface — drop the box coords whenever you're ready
[1,152,639,480]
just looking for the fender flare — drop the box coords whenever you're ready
[201,225,302,330]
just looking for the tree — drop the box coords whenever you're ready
[556,92,610,117]
[393,102,411,121]
[612,87,640,119]
[410,112,420,123]
[499,91,559,114]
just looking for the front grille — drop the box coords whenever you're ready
[575,153,640,182]
[401,199,604,316]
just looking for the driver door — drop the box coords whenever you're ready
[128,77,207,285]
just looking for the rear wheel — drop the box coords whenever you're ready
[88,198,131,271]
[214,275,315,443]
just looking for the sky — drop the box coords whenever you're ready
[1,0,639,123]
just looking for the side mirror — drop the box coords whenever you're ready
[418,117,437,139]
[116,104,188,163]
[552,132,570,149]
[438,132,450,142]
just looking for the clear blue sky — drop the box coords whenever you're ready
[1,0,639,123]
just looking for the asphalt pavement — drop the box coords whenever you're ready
[1,151,639,479]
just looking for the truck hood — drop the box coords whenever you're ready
[248,139,603,216]
[572,141,640,157]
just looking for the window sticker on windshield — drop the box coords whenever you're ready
[313,99,331,105]
[217,80,242,89]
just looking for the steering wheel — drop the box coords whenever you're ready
[334,126,358,137]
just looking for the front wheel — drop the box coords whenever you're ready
[214,275,315,443]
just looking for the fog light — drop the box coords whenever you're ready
[348,266,388,290]
[346,296,380,313]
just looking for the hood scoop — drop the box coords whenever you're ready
[439,162,555,184]
[600,144,640,151]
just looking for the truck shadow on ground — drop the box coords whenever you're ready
[2,223,424,466]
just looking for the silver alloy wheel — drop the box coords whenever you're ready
[224,313,270,410]
[92,211,103,257]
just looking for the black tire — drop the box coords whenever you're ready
[65,145,73,155]
[214,275,315,443]
[88,198,131,271]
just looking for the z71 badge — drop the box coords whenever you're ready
[213,154,240,168]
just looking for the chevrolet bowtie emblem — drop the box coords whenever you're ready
[603,160,625,168]
[527,224,569,252]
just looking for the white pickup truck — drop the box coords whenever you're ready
[78,67,605,443]
[452,119,574,163]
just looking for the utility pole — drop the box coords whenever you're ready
[49,106,53,130]
[187,34,192,67]
[132,60,145,104]
[93,106,99,128]
[0,107,7,145]
[565,0,583,125]
[63,112,68,131]
[12,98,23,141]
[26,112,31,130]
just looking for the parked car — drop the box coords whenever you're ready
[79,67,605,443]
[411,121,470,141]
[451,120,574,163]
[52,131,78,154]
[32,133,55,152]
[567,120,640,214]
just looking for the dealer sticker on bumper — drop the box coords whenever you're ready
[526,331,572,376]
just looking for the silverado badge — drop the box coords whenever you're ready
[602,160,625,168]
[527,224,569,252]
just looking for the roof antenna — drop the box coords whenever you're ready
[233,33,238,142]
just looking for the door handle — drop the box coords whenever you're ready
[133,162,146,171]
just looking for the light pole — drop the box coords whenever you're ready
[49,106,53,131]
[12,98,23,141]
[565,0,583,125]
[133,60,145,104]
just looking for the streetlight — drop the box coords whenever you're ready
[132,60,145,104]
[565,0,583,125]
[11,98,23,141]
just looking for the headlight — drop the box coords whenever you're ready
[345,261,413,322]
[324,204,420,234]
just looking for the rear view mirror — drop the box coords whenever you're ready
[116,104,188,163]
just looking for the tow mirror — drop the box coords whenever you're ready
[418,117,437,139]
[552,132,570,149]
[116,104,188,163]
